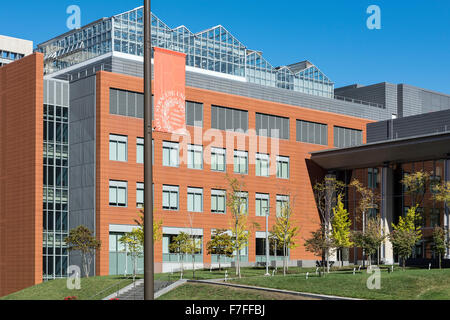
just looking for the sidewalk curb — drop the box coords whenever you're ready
[155,279,188,299]
[188,279,362,300]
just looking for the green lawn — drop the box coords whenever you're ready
[228,268,450,300]
[0,275,139,300]
[3,266,449,300]
[158,282,317,300]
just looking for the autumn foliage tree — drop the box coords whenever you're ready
[226,176,251,278]
[313,176,345,272]
[390,206,422,270]
[432,227,449,269]
[331,195,353,267]
[272,200,299,276]
[206,229,234,270]
[349,179,379,266]
[304,225,334,276]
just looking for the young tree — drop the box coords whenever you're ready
[432,181,450,260]
[313,176,345,273]
[304,225,334,276]
[119,229,143,281]
[169,232,190,277]
[226,175,250,278]
[268,230,281,272]
[134,209,163,245]
[349,179,379,266]
[186,235,202,279]
[65,225,101,278]
[432,227,449,269]
[331,195,353,267]
[402,170,430,207]
[272,200,299,276]
[390,206,422,270]
[206,229,234,271]
[351,217,386,267]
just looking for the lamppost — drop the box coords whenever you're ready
[263,206,271,276]
[144,0,154,300]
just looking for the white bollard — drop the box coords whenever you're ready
[225,270,228,282]
[358,265,362,272]
[272,269,275,276]
[210,265,213,272]
[306,272,309,280]
[429,263,431,270]
[353,267,356,275]
[315,267,319,275]
[391,265,394,273]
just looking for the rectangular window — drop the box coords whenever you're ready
[162,185,179,211]
[211,189,226,214]
[430,209,440,227]
[276,195,289,217]
[255,153,270,177]
[109,180,127,207]
[211,148,226,172]
[255,193,270,217]
[277,156,290,179]
[334,126,363,148]
[109,134,127,162]
[188,145,203,170]
[234,150,248,174]
[186,101,203,127]
[109,88,144,118]
[136,183,144,208]
[256,113,290,140]
[368,168,379,189]
[136,138,144,164]
[296,120,328,145]
[187,187,203,213]
[211,105,248,132]
[163,141,179,167]
[235,192,248,214]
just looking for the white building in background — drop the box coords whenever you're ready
[0,35,33,67]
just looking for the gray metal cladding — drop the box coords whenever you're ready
[69,75,96,234]
[367,109,450,142]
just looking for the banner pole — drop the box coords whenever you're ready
[144,0,154,301]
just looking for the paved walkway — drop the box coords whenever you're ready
[103,280,176,300]
[104,277,359,300]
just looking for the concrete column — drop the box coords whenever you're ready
[380,166,394,264]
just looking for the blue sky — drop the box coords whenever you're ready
[1,0,449,93]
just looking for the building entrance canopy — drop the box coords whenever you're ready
[310,132,450,170]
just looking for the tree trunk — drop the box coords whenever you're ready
[82,253,89,278]
[192,254,195,279]
[439,253,442,270]
[218,254,221,271]
[274,242,277,271]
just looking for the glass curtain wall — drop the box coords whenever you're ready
[43,81,70,280]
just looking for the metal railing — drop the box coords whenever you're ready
[88,276,134,300]
[333,94,386,109]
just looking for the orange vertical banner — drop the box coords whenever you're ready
[154,47,187,134]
